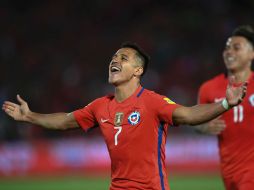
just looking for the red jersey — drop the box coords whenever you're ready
[74,86,179,190]
[198,73,254,178]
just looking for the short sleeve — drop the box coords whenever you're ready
[73,101,97,131]
[150,93,180,126]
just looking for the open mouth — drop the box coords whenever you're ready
[110,66,121,73]
[226,56,236,62]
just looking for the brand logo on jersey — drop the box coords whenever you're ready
[114,112,124,126]
[163,97,176,104]
[128,111,140,126]
[101,118,109,123]
[249,94,254,106]
[214,97,224,103]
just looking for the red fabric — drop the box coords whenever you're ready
[223,169,254,190]
[74,86,180,190]
[198,72,254,190]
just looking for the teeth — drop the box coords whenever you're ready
[227,57,235,62]
[111,66,121,72]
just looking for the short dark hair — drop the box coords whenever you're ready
[121,42,150,76]
[232,25,254,48]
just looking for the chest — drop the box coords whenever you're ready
[209,82,254,124]
[94,101,157,149]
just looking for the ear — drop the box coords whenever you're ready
[134,67,144,77]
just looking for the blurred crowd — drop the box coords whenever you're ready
[0,0,253,141]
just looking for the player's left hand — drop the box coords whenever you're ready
[226,75,248,107]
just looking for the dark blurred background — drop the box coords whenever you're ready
[0,0,253,141]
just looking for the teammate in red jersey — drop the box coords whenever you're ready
[196,25,254,190]
[2,42,247,190]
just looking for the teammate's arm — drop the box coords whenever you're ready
[194,118,226,135]
[2,94,79,130]
[192,76,226,135]
[172,76,247,126]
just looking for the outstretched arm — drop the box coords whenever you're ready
[173,76,247,126]
[2,95,79,130]
[173,101,226,125]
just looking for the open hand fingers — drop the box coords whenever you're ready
[228,75,236,87]
[2,101,19,112]
[238,81,248,103]
[2,106,15,118]
[212,118,225,124]
[3,101,19,108]
[2,102,17,113]
[3,104,16,112]
[211,121,226,129]
[213,120,226,126]
[209,125,226,135]
[17,94,26,104]
[209,119,226,134]
[242,81,248,97]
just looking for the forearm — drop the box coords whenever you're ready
[173,101,227,126]
[25,112,78,130]
[189,102,226,125]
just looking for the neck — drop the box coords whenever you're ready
[228,68,252,83]
[114,82,140,102]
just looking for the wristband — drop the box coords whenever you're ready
[221,99,230,110]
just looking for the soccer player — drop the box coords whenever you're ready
[2,42,247,190]
[195,25,254,190]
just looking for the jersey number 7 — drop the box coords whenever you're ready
[114,127,122,145]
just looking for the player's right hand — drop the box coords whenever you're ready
[204,117,226,135]
[2,94,30,121]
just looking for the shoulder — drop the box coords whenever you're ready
[96,94,114,102]
[198,74,226,103]
[88,94,113,108]
[142,88,177,105]
[200,73,226,90]
[142,89,164,99]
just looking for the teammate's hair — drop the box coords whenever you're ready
[121,42,150,76]
[232,25,254,48]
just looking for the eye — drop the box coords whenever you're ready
[224,45,230,51]
[234,46,241,51]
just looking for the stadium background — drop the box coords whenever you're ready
[0,0,253,189]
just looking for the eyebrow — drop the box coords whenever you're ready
[226,41,241,46]
[122,54,128,59]
[112,53,129,59]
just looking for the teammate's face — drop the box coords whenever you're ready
[108,48,141,86]
[223,36,254,72]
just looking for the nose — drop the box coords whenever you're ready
[112,56,120,62]
[224,48,233,56]
[110,60,117,66]
[111,56,120,65]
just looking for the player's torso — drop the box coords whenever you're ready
[93,90,168,189]
[203,73,254,176]
[95,94,156,146]
[205,74,254,137]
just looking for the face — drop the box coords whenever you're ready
[108,48,143,86]
[223,36,254,72]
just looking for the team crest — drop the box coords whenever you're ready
[249,94,254,107]
[128,111,141,126]
[163,97,176,104]
[114,112,124,126]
